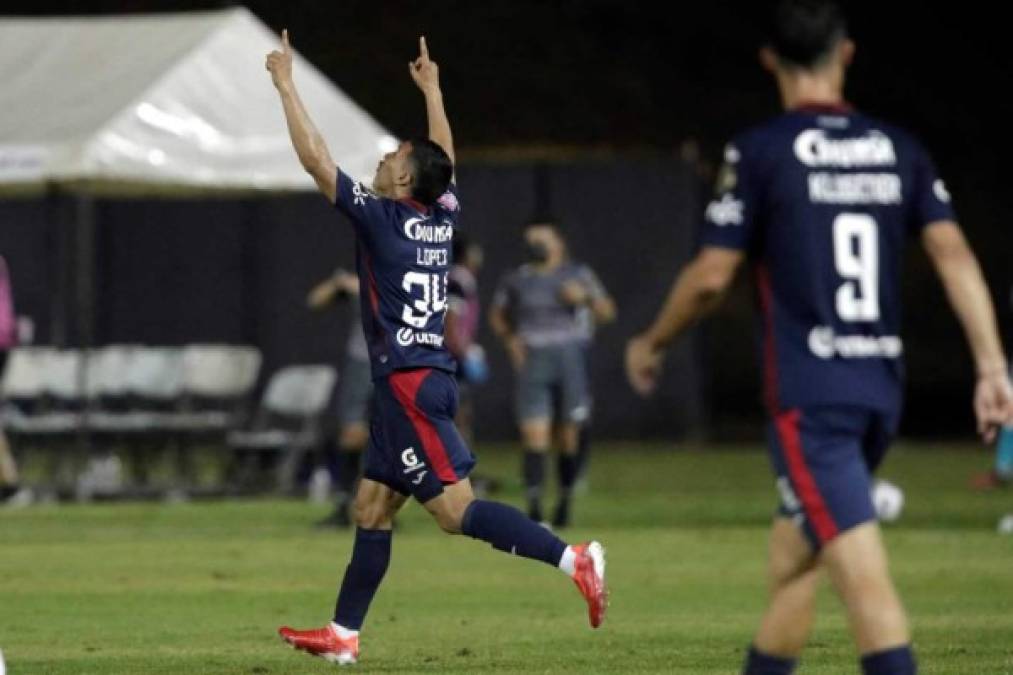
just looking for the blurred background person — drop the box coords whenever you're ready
[445,232,487,443]
[971,283,1013,490]
[489,219,615,527]
[572,273,602,486]
[446,232,499,497]
[307,269,373,528]
[0,255,28,507]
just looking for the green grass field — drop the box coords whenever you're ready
[2,443,1011,674]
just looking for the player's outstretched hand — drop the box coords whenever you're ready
[626,335,664,397]
[973,370,1013,443]
[266,29,294,90]
[409,36,440,93]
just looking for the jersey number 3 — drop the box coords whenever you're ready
[402,272,448,329]
[833,213,880,322]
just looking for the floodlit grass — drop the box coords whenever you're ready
[1,443,1011,673]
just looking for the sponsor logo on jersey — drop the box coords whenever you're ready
[794,129,896,168]
[437,190,460,212]
[396,326,445,348]
[808,172,902,205]
[715,162,738,194]
[808,325,903,360]
[404,217,454,243]
[705,193,744,226]
[352,181,378,206]
[724,144,741,164]
[933,179,952,204]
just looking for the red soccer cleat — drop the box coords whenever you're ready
[571,541,608,628]
[278,623,359,665]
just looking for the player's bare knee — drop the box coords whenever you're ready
[767,519,817,590]
[352,495,393,529]
[427,494,472,535]
[352,503,385,529]
[435,510,462,534]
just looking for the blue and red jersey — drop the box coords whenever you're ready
[700,104,956,414]
[334,171,461,380]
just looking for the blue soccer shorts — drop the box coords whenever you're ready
[363,367,476,503]
[766,405,899,549]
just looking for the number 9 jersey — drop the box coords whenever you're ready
[335,171,461,380]
[700,104,956,414]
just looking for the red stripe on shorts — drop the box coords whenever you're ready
[389,369,457,483]
[775,408,839,544]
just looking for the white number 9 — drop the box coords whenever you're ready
[833,213,880,322]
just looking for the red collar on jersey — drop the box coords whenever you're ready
[399,197,430,213]
[791,101,854,114]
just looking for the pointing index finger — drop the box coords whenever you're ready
[419,36,429,59]
[282,29,291,52]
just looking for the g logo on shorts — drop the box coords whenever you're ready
[401,448,422,472]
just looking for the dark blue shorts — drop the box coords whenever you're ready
[767,406,899,549]
[363,368,477,503]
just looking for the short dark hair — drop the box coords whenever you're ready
[407,138,453,206]
[769,0,847,69]
[523,216,563,235]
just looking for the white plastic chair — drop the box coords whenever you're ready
[164,345,263,433]
[85,345,137,400]
[1,347,54,400]
[127,347,184,401]
[226,365,337,492]
[89,347,184,434]
[42,349,84,401]
[262,366,337,418]
[181,345,262,398]
[3,349,81,434]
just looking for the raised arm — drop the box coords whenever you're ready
[409,37,455,167]
[922,221,1013,441]
[266,30,338,202]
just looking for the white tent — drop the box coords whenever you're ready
[0,7,397,190]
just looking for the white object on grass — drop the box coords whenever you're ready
[997,514,1013,535]
[871,479,905,522]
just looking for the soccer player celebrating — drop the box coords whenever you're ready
[626,2,1013,674]
[266,32,606,665]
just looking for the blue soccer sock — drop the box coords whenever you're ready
[860,645,917,674]
[995,425,1013,479]
[742,645,796,674]
[461,499,568,569]
[332,528,392,631]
